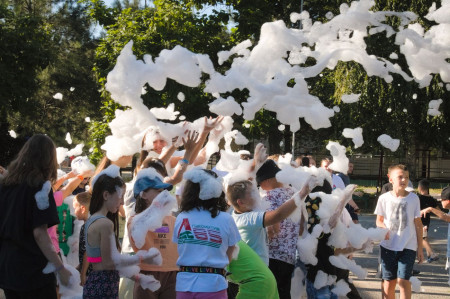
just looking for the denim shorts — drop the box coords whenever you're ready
[380,246,416,280]
[306,279,338,299]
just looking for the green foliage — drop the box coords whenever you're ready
[87,0,233,159]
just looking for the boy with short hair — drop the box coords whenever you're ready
[417,179,439,263]
[375,164,424,299]
[72,191,92,285]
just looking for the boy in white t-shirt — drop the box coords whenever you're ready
[374,164,424,299]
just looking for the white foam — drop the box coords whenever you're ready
[342,127,364,148]
[377,134,400,152]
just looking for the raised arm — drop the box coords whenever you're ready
[264,183,310,227]
[421,206,450,223]
[165,131,199,185]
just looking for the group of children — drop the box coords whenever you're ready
[1,131,449,299]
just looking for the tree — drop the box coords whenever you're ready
[85,0,232,162]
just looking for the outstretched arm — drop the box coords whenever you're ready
[421,206,450,223]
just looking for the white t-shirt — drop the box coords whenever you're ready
[173,209,241,292]
[332,174,345,190]
[232,210,269,265]
[374,191,421,251]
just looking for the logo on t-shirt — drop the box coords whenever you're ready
[389,201,408,232]
[177,218,222,248]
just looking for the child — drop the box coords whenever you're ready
[417,179,439,263]
[128,168,178,299]
[72,191,92,285]
[0,134,71,298]
[375,164,424,299]
[83,165,161,298]
[172,168,241,299]
[227,180,310,265]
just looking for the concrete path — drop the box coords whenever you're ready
[351,215,449,298]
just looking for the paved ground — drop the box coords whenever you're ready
[350,215,449,298]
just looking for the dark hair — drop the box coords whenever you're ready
[75,191,91,207]
[3,134,58,188]
[180,170,228,218]
[227,180,252,207]
[89,156,112,191]
[418,179,429,191]
[90,174,124,249]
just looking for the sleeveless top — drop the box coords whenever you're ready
[85,215,106,263]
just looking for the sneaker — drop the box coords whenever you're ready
[412,269,420,275]
[427,254,439,263]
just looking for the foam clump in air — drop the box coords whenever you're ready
[209,96,242,116]
[70,87,75,92]
[342,128,364,148]
[377,134,400,152]
[150,103,180,121]
[85,117,91,122]
[71,156,95,175]
[389,53,398,59]
[53,93,63,100]
[130,189,177,249]
[217,39,252,65]
[67,143,84,157]
[9,130,17,138]
[177,92,185,102]
[326,141,349,174]
[35,181,52,210]
[428,99,442,116]
[184,167,223,200]
[65,133,72,145]
[341,94,361,104]
[91,165,120,187]
[56,147,69,164]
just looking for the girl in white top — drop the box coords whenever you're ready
[172,168,240,299]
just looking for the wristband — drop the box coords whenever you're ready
[180,159,189,164]
[134,274,140,282]
[55,264,65,272]
[77,175,84,180]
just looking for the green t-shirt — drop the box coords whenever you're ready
[227,240,279,299]
[57,202,73,255]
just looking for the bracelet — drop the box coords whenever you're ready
[134,274,140,282]
[77,175,84,180]
[55,264,65,272]
[180,159,189,165]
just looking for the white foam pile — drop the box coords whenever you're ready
[35,181,52,210]
[130,189,177,249]
[70,156,95,175]
[377,134,400,152]
[100,1,450,163]
[183,167,223,200]
[91,164,121,187]
[67,144,84,157]
[43,262,83,299]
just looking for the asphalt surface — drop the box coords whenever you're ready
[350,214,449,298]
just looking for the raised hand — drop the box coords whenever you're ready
[203,116,224,134]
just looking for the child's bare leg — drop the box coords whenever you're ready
[397,278,411,299]
[382,279,396,299]
[422,238,433,257]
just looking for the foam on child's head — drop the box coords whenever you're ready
[183,167,223,200]
[91,164,121,187]
[142,126,170,151]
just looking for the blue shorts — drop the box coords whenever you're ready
[380,246,416,280]
[306,279,338,299]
